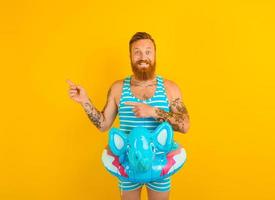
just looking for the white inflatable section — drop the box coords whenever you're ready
[157,129,167,146]
[168,148,187,174]
[101,149,120,175]
[114,134,124,150]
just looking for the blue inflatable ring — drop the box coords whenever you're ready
[101,122,187,183]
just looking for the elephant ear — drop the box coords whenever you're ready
[108,128,127,156]
[152,122,174,152]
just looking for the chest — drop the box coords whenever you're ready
[130,85,156,100]
[115,78,172,108]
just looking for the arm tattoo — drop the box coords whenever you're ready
[82,88,112,129]
[155,98,189,132]
[82,98,103,129]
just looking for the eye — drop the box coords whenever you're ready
[146,50,151,55]
[150,143,155,152]
[134,51,140,55]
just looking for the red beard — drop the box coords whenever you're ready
[131,59,156,81]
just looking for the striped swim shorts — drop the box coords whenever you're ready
[118,177,171,192]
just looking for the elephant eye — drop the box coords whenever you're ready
[150,143,156,152]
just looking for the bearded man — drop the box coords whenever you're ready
[67,32,190,200]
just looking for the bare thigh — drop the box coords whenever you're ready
[120,187,142,200]
[146,187,170,200]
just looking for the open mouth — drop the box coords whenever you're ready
[138,62,149,67]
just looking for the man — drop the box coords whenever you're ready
[67,32,190,200]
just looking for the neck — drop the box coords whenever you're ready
[132,74,156,82]
[131,74,157,86]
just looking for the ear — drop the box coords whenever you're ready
[108,128,127,156]
[152,122,174,152]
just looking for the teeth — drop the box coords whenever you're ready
[139,62,148,66]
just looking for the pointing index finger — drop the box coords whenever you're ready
[124,102,139,106]
[66,79,75,86]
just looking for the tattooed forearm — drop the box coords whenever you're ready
[81,88,111,130]
[154,98,190,133]
[82,98,104,129]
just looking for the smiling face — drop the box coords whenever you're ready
[130,39,156,81]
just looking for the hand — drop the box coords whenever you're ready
[124,102,156,118]
[66,79,89,104]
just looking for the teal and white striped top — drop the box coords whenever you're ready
[118,75,170,133]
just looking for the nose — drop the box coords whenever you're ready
[137,51,147,61]
[140,52,146,60]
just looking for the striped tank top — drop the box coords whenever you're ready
[118,75,170,133]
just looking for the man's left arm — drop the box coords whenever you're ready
[152,82,190,133]
[124,82,190,133]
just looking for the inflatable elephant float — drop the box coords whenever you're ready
[101,122,187,183]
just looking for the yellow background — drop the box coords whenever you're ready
[1,0,275,199]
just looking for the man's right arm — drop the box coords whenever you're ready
[80,81,120,132]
